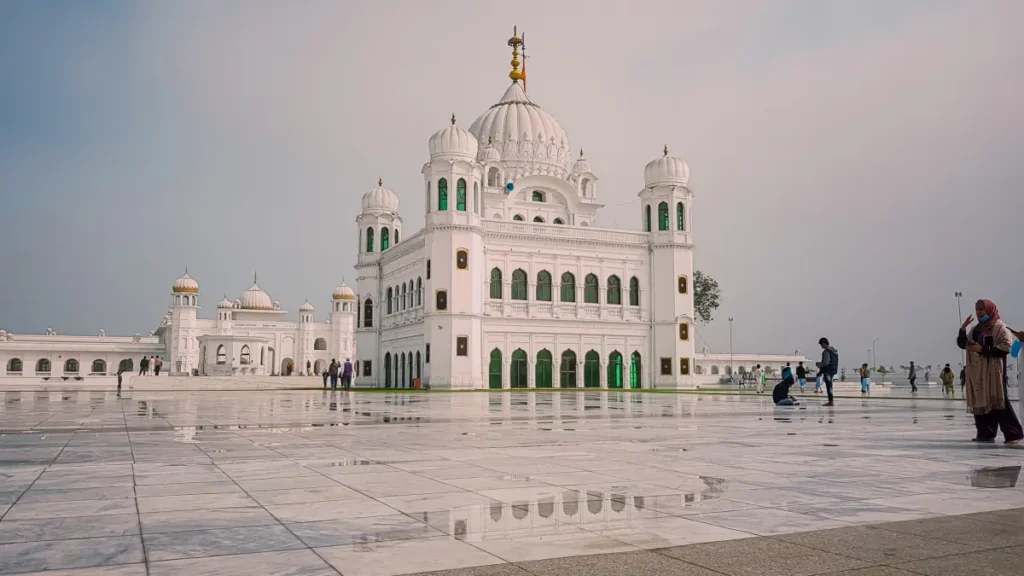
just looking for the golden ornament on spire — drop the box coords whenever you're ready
[378,177,382,186]
[450,113,456,125]
[580,149,584,158]
[507,26,523,82]
[663,145,669,156]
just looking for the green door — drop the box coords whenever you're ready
[584,351,601,387]
[630,352,641,389]
[535,350,552,388]
[511,349,528,388]
[489,349,502,389]
[608,351,623,389]
[560,351,577,388]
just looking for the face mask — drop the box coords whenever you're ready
[979,315,990,323]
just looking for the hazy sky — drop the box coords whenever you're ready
[2,1,1022,369]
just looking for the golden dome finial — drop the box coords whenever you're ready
[663,144,669,156]
[378,177,382,187]
[580,148,584,158]
[507,26,523,82]
[488,136,493,145]
[450,113,456,125]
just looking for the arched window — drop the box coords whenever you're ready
[438,178,448,210]
[629,276,640,306]
[658,202,669,231]
[216,346,226,365]
[645,205,651,232]
[510,349,528,388]
[535,349,553,388]
[676,202,685,231]
[489,268,503,300]
[607,275,621,305]
[512,214,524,221]
[384,352,391,387]
[415,350,421,380]
[118,358,133,373]
[381,227,390,250]
[487,167,500,187]
[36,358,51,373]
[584,350,600,387]
[630,351,641,388]
[560,272,576,302]
[608,351,624,388]
[560,350,577,388]
[553,218,564,225]
[7,358,23,372]
[532,191,545,202]
[366,227,374,253]
[581,178,591,196]
[91,359,106,374]
[314,338,327,351]
[489,349,503,389]
[363,298,374,328]
[510,269,527,301]
[584,274,599,303]
[536,271,552,302]
[416,278,422,306]
[401,353,406,388]
[64,359,79,373]
[711,365,719,375]
[238,345,249,365]
[401,284,408,311]
[456,178,467,211]
[533,216,544,223]
[386,287,393,314]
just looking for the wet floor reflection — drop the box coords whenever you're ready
[969,466,1021,488]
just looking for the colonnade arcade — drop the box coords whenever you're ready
[487,348,642,389]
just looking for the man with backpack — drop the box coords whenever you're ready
[816,337,839,406]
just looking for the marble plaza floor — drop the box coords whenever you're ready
[0,388,1022,575]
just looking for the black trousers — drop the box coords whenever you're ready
[974,397,1024,442]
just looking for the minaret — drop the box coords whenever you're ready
[355,180,400,385]
[331,281,356,367]
[298,294,315,375]
[169,270,199,375]
[640,146,696,388]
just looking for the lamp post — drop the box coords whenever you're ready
[728,317,734,384]
[872,337,880,369]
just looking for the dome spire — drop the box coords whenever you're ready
[450,113,456,125]
[378,177,382,186]
[664,144,669,156]
[507,26,523,82]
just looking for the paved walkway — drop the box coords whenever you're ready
[0,389,1022,575]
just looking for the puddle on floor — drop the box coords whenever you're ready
[969,466,1021,488]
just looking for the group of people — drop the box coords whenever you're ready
[138,356,162,376]
[774,337,840,407]
[322,358,353,390]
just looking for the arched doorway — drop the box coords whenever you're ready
[630,351,642,389]
[560,350,577,388]
[535,350,552,388]
[314,359,326,374]
[608,351,623,389]
[510,349,527,388]
[281,357,295,375]
[415,351,422,382]
[584,350,600,387]
[401,353,406,389]
[384,353,391,388]
[489,349,502,389]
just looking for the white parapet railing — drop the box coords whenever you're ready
[482,220,652,246]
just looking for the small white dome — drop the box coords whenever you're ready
[332,281,356,300]
[361,179,400,212]
[572,149,591,174]
[480,137,501,163]
[429,115,478,160]
[299,299,315,312]
[644,147,689,187]
[172,271,199,294]
[217,296,233,309]
[239,282,274,310]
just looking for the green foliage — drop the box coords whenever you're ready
[693,270,721,325]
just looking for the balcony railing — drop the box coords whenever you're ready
[483,299,645,321]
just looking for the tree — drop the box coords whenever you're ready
[876,366,889,375]
[693,270,721,325]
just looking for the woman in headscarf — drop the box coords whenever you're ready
[957,299,1023,444]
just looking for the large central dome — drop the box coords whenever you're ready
[468,82,572,178]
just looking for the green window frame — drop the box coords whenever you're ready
[629,276,640,306]
[489,268,503,299]
[630,351,642,389]
[456,178,467,211]
[560,350,577,388]
[438,178,448,211]
[607,275,621,305]
[560,272,576,302]
[535,349,552,388]
[676,202,685,231]
[658,202,669,231]
[381,227,390,250]
[584,350,601,387]
[584,273,599,303]
[489,349,502,389]
[512,214,524,221]
[532,191,545,202]
[608,351,623,388]
[510,349,528,388]
[366,227,374,253]
[510,269,527,301]
[536,271,552,302]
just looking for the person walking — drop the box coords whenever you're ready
[816,337,839,406]
[139,356,149,376]
[908,361,918,393]
[859,363,871,394]
[751,365,762,393]
[940,363,955,395]
[154,356,162,376]
[342,358,353,390]
[321,367,329,389]
[796,362,808,392]
[960,365,966,397]
[328,358,339,390]
[116,367,123,391]
[957,299,1023,444]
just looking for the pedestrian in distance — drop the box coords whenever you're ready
[773,370,800,406]
[328,358,339,390]
[116,367,123,391]
[940,363,955,395]
[816,337,839,406]
[908,361,918,393]
[321,367,329,389]
[957,299,1022,445]
[859,363,871,394]
[139,356,149,376]
[342,358,353,390]
[960,365,966,396]
[154,356,162,376]
[796,362,808,392]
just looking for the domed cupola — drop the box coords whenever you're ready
[299,300,315,312]
[644,146,690,187]
[572,149,591,174]
[217,296,233,309]
[239,275,274,310]
[361,179,400,213]
[332,281,355,301]
[429,115,478,160]
[172,270,199,294]
[480,136,501,163]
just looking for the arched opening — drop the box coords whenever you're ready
[268,347,275,373]
[607,275,621,305]
[532,190,545,202]
[630,351,642,389]
[401,284,407,311]
[560,350,577,388]
[240,345,251,365]
[91,359,106,374]
[36,358,51,373]
[677,202,685,231]
[313,338,327,351]
[7,358,22,373]
[216,345,226,365]
[512,214,524,221]
[535,349,553,388]
[581,178,591,197]
[510,269,527,301]
[584,274,599,303]
[489,268,503,299]
[366,227,374,253]
[384,352,392,388]
[553,218,564,225]
[416,277,423,306]
[489,349,503,389]
[363,298,374,328]
[533,216,544,223]
[395,229,400,244]
[401,352,406,389]
[381,227,390,250]
[629,277,640,306]
[415,350,421,381]
[281,357,294,375]
[386,287,393,314]
[438,178,448,210]
[118,358,133,373]
[608,351,624,388]
[658,202,669,231]
[560,272,576,302]
[510,349,528,388]
[536,271,552,302]
[487,167,500,187]
[456,178,467,211]
[584,351,600,387]
[260,346,264,366]
[64,359,79,373]
[314,359,325,374]
[645,205,651,232]
[711,365,719,375]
